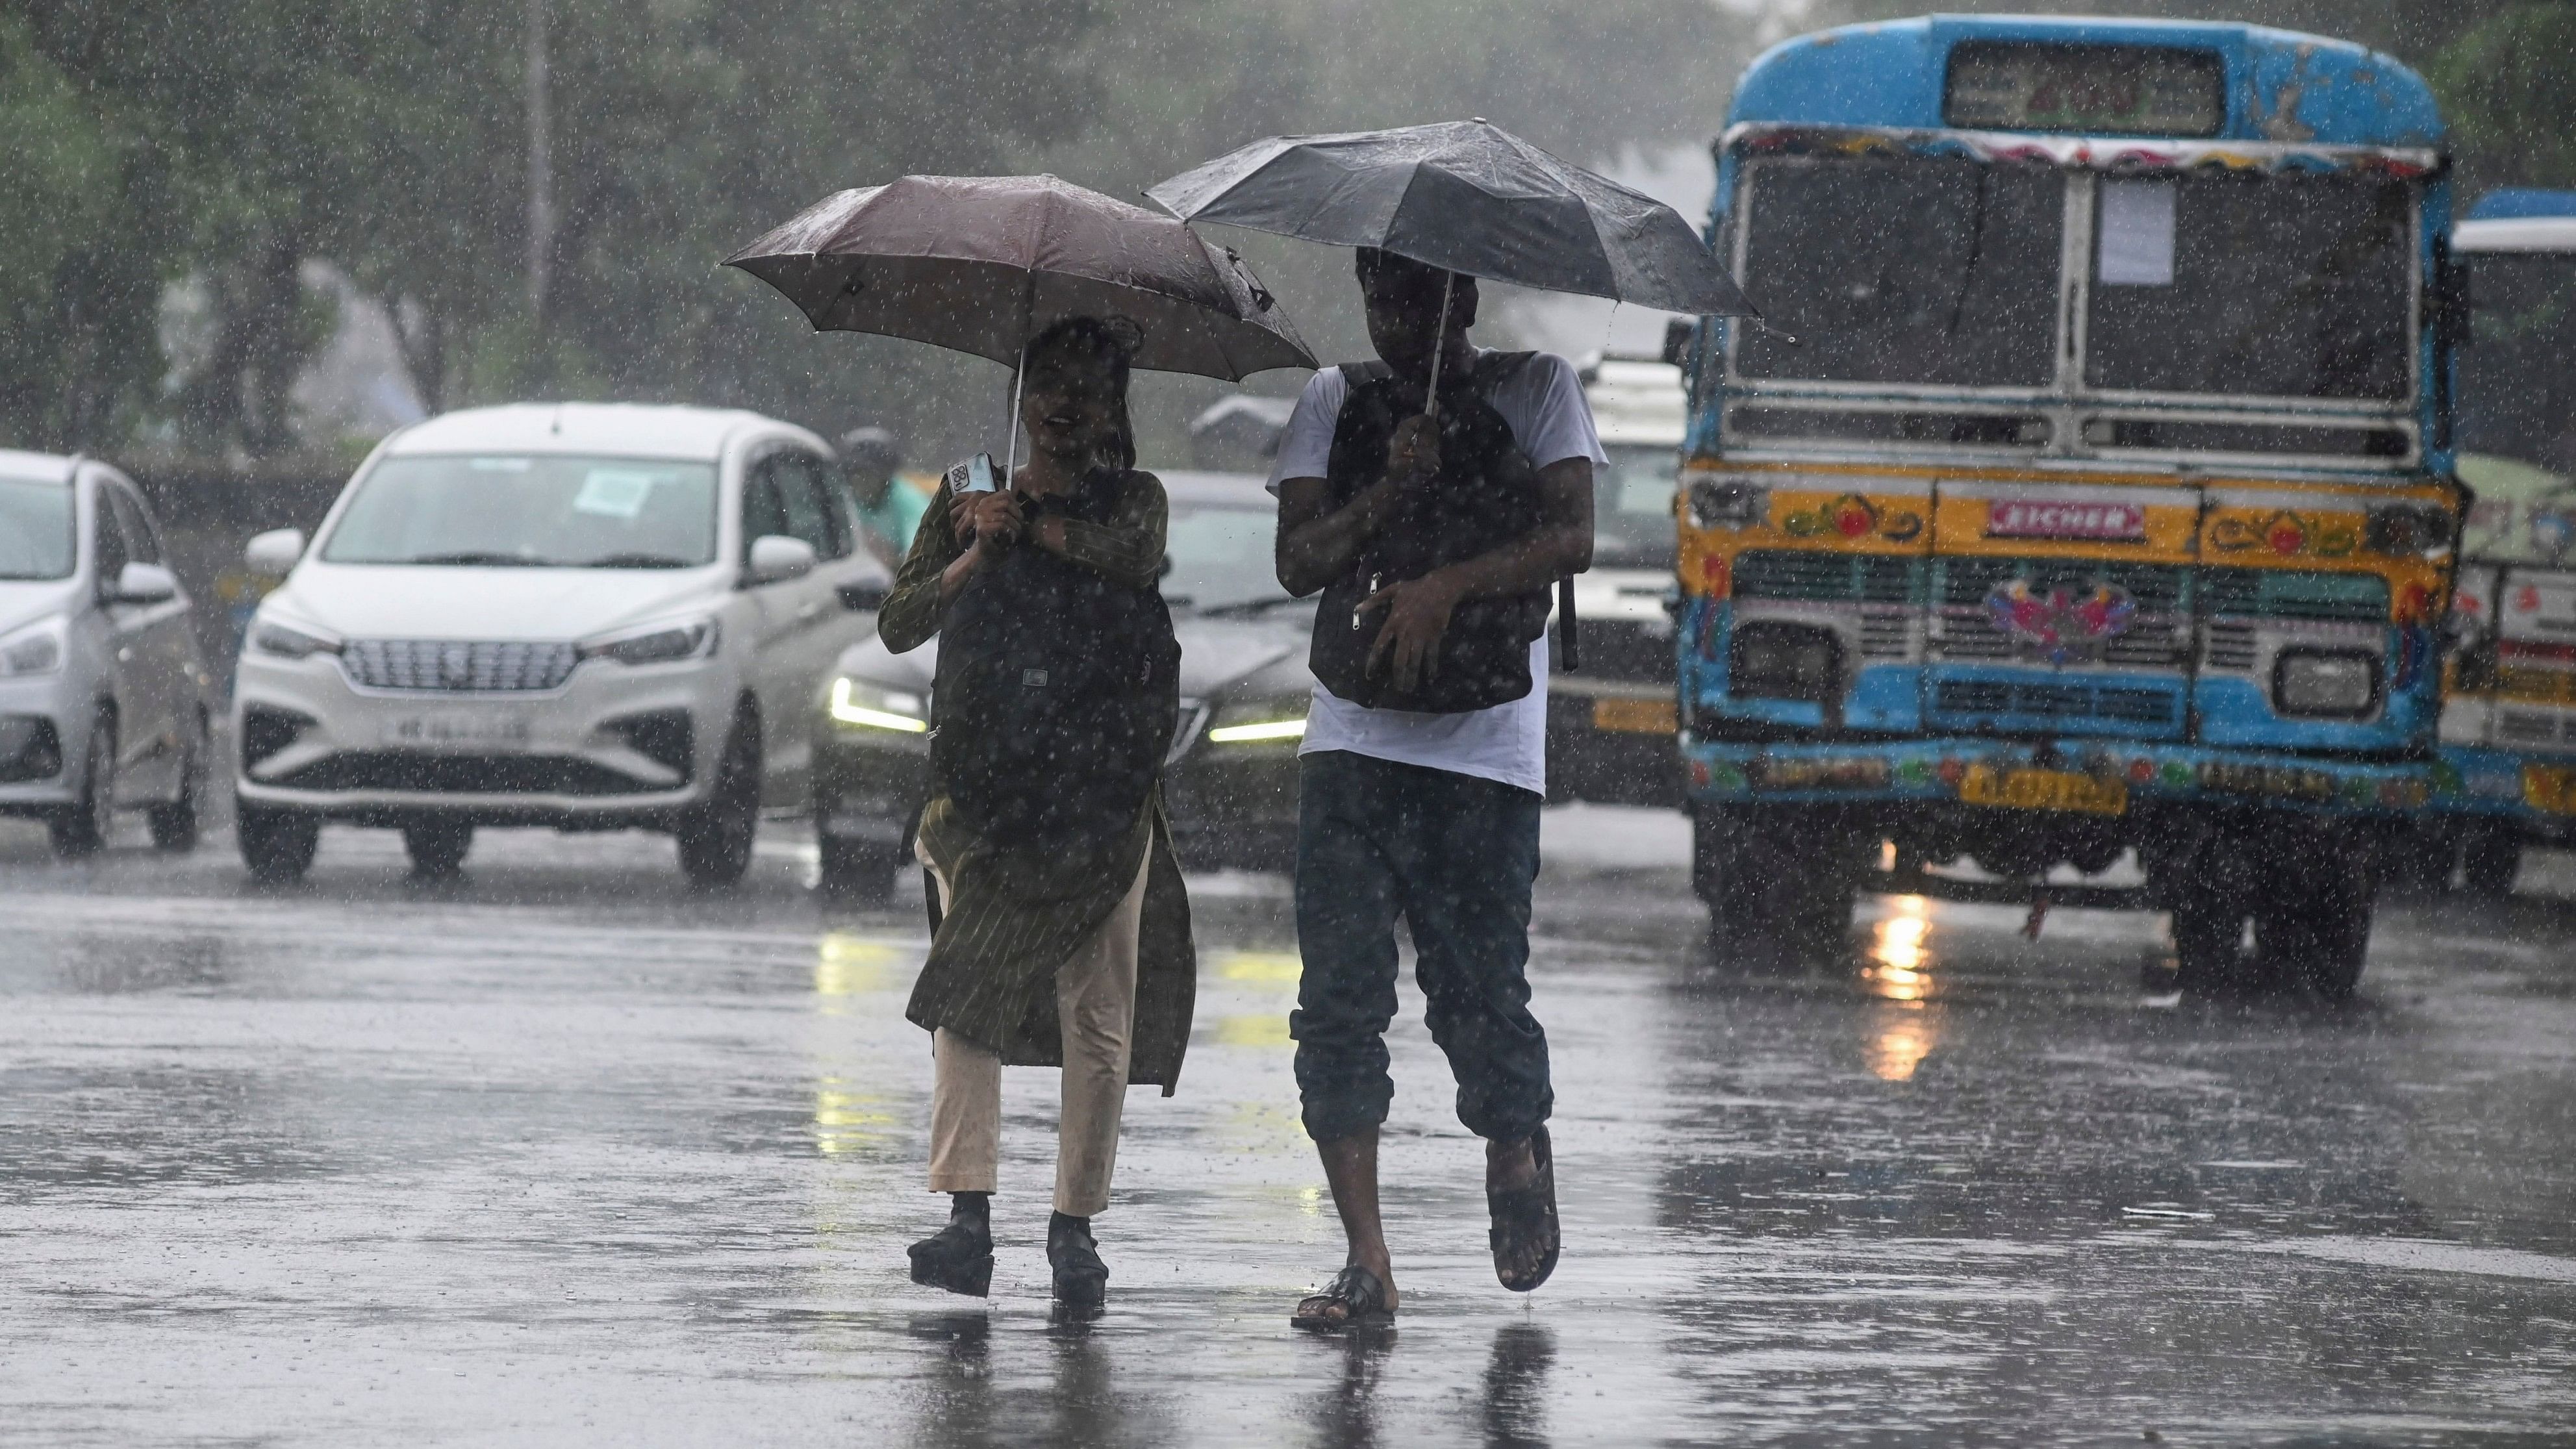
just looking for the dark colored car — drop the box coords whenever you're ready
[811,470,1315,897]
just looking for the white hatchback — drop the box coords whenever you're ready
[231,403,890,884]
[0,451,212,855]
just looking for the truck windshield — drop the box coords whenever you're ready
[0,479,75,580]
[322,455,720,567]
[1595,444,1680,568]
[2086,173,2414,400]
[1734,157,2064,388]
[2460,249,2576,472]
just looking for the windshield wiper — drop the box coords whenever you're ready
[398,551,542,566]
[583,553,698,569]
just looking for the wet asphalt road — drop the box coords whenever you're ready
[4,807,2575,1446]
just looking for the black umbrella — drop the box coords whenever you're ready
[1146,118,1754,328]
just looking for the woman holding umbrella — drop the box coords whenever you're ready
[728,174,1313,1313]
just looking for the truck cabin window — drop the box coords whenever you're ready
[1733,157,2062,390]
[2459,250,2576,473]
[2086,172,2415,401]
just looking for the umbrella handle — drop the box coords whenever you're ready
[1423,271,1454,422]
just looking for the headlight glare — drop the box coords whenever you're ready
[829,676,929,733]
[579,619,716,666]
[2273,649,2380,718]
[1207,698,1307,744]
[250,621,341,659]
[0,615,66,677]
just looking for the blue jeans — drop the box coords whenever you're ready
[1290,751,1552,1144]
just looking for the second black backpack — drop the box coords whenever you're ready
[930,468,1181,849]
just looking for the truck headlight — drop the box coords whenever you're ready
[1207,698,1308,744]
[1729,622,1841,702]
[2273,649,2380,718]
[829,676,929,733]
[0,614,67,677]
[578,618,716,665]
[1686,475,1769,530]
[249,620,342,660]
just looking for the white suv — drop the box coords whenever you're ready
[0,450,212,855]
[231,403,889,884]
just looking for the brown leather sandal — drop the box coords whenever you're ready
[1291,1264,1396,1332]
[1488,1126,1560,1292]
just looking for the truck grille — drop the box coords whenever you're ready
[1934,558,2186,612]
[1933,679,2182,726]
[2496,709,2576,747]
[2201,568,2388,622]
[2203,622,2258,672]
[1735,550,1921,604]
[342,640,580,693]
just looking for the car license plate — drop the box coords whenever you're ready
[381,712,533,750]
[1958,764,2127,816]
[1591,697,1678,735]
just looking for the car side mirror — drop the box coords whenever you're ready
[744,534,816,586]
[245,528,305,576]
[112,561,179,604]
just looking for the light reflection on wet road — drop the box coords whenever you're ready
[3,813,2573,1444]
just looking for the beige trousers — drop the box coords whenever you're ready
[922,843,1149,1216]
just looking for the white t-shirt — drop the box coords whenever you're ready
[1267,350,1608,796]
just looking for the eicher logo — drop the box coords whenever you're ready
[1986,499,2146,541]
[1986,580,2138,664]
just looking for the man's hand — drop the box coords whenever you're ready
[1385,414,1441,488]
[950,490,1024,549]
[1357,571,1465,692]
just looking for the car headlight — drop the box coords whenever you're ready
[578,618,717,666]
[0,615,67,677]
[2273,649,2380,718]
[829,676,929,733]
[1206,698,1308,744]
[249,620,342,660]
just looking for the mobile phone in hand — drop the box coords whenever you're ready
[961,453,1000,494]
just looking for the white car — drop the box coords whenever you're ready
[0,449,212,856]
[230,403,889,884]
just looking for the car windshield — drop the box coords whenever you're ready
[1163,501,1296,614]
[320,454,720,567]
[1734,156,2064,388]
[1594,444,1679,568]
[2460,249,2576,472]
[2086,172,2416,399]
[0,479,76,580]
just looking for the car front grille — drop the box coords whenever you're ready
[266,752,663,796]
[342,640,579,693]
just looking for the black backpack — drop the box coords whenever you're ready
[930,466,1181,848]
[1308,353,1553,713]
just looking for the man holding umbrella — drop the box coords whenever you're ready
[1151,121,1756,1329]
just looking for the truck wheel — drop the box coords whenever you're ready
[238,806,320,883]
[1695,805,1858,950]
[2460,821,2521,898]
[2166,823,2253,996]
[148,714,206,852]
[677,713,761,887]
[816,831,898,902]
[2252,838,2375,1002]
[402,820,474,877]
[49,714,117,859]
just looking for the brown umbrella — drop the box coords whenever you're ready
[725,173,1315,383]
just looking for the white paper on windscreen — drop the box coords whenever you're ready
[573,469,657,520]
[2098,179,2178,286]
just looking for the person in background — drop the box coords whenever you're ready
[840,425,929,566]
[1271,247,1600,1331]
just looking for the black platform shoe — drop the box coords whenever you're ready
[909,1193,994,1298]
[1047,1211,1107,1315]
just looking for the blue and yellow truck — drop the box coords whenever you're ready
[1673,16,2462,996]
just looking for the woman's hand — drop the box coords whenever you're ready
[1357,570,1465,692]
[949,490,1024,549]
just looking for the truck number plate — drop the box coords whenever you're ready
[2525,764,2576,816]
[1959,764,2127,816]
[381,712,533,750]
[1592,698,1678,735]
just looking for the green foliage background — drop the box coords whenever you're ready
[4,0,2571,470]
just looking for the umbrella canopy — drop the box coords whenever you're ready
[726,173,1315,381]
[1146,120,1754,317]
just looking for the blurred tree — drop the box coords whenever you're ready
[0,16,166,451]
[2429,3,2576,195]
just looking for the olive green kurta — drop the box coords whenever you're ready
[880,463,1197,1094]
